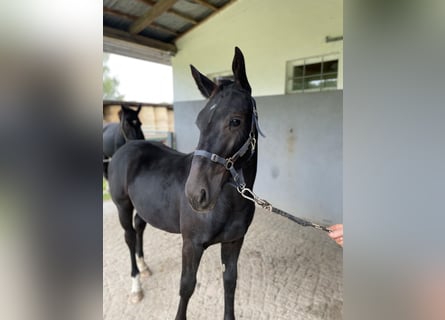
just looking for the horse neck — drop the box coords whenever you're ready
[115,125,126,146]
[119,118,129,141]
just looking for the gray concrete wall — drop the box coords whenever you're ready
[173,91,342,225]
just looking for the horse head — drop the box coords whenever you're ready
[118,104,145,141]
[185,47,259,213]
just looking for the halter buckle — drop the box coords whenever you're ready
[225,158,234,170]
[250,135,256,152]
[210,153,218,162]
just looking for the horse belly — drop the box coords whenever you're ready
[138,207,181,234]
[129,178,182,234]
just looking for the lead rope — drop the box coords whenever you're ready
[236,185,330,233]
[241,100,329,232]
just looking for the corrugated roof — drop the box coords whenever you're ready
[104,0,235,59]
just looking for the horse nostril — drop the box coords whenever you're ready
[198,189,206,204]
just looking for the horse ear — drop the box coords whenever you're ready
[136,104,142,114]
[232,47,251,94]
[190,65,216,98]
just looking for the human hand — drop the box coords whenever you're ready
[328,224,343,247]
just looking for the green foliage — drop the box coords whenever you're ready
[103,53,124,100]
[103,178,111,201]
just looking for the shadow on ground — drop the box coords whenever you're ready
[103,201,343,320]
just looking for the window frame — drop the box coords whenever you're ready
[286,53,340,94]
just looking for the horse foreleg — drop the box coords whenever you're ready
[134,213,152,278]
[221,238,244,320]
[103,156,110,180]
[175,239,204,320]
[118,202,143,304]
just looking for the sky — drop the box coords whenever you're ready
[107,53,173,104]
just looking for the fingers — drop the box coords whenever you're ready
[329,233,343,247]
[328,224,343,247]
[328,224,343,238]
[335,237,343,247]
[328,230,342,239]
[328,224,343,232]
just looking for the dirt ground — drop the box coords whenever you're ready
[103,200,343,320]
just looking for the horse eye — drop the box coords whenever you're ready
[229,119,241,127]
[132,120,138,125]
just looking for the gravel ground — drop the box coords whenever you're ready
[103,200,343,320]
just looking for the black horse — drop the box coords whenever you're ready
[108,47,260,320]
[103,104,144,179]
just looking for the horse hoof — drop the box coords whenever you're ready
[140,267,152,279]
[129,291,144,304]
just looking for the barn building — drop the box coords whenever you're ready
[104,0,342,225]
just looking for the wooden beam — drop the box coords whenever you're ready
[164,8,197,25]
[177,0,236,40]
[129,0,178,35]
[137,0,198,25]
[104,26,177,54]
[104,7,178,36]
[104,7,137,21]
[103,99,172,110]
[192,0,217,11]
[104,36,173,64]
[149,24,178,37]
[167,9,198,25]
[149,23,178,37]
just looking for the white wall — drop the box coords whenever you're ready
[172,0,343,101]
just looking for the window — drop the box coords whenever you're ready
[286,54,339,93]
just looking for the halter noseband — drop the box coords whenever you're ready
[193,98,264,189]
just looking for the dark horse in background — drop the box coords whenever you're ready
[108,48,260,320]
[103,104,144,179]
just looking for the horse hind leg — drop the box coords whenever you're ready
[116,200,144,304]
[134,213,152,278]
[103,156,109,180]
